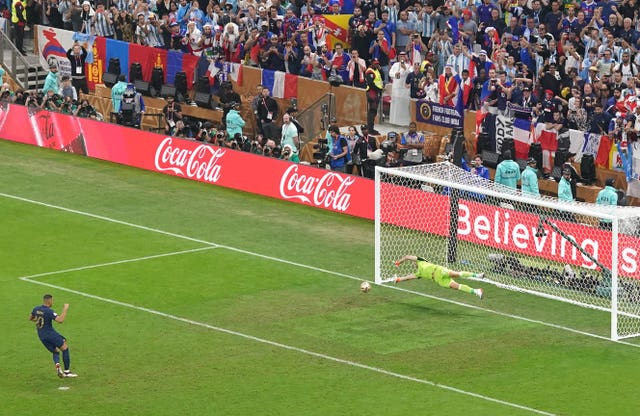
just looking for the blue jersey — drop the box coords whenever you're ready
[31,305,59,338]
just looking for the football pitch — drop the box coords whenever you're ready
[2,139,640,416]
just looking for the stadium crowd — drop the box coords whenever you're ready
[1,0,639,189]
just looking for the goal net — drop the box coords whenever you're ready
[375,162,640,341]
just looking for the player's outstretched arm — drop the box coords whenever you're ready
[394,255,418,266]
[55,304,70,323]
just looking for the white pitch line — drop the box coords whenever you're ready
[20,275,556,416]
[20,246,218,280]
[0,192,218,247]
[3,191,640,351]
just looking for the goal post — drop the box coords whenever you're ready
[375,162,640,341]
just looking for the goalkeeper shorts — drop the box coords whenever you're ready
[432,267,452,288]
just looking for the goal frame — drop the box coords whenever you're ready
[374,163,638,341]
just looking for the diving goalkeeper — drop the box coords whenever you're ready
[393,255,485,299]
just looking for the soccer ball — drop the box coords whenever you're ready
[360,281,371,293]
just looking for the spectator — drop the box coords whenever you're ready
[369,31,391,81]
[405,62,425,99]
[80,1,94,35]
[92,3,114,38]
[329,42,350,82]
[46,0,64,29]
[388,51,411,125]
[346,49,367,88]
[58,0,74,31]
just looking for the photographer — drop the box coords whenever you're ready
[281,144,300,163]
[162,95,184,136]
[195,122,217,142]
[74,99,98,119]
[59,96,76,115]
[25,91,42,109]
[327,125,350,173]
[42,91,63,111]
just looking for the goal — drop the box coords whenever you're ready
[375,162,640,341]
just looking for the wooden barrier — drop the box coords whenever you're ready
[90,84,223,132]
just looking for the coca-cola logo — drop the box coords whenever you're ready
[279,164,355,211]
[154,137,226,183]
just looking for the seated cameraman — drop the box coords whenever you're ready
[281,144,300,163]
[195,121,217,143]
[74,99,98,119]
[59,96,76,115]
[327,125,350,173]
[262,138,277,157]
[117,83,145,128]
[41,90,63,111]
[162,95,184,136]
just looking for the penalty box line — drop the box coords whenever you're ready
[4,191,640,350]
[19,246,219,281]
[19,275,557,416]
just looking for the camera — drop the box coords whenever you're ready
[313,138,330,164]
[380,139,397,154]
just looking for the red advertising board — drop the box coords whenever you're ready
[0,103,374,219]
[1,103,638,278]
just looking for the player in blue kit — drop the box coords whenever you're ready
[30,294,78,378]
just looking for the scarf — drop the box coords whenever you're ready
[347,58,366,82]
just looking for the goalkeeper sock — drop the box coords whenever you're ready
[459,271,475,278]
[457,284,474,294]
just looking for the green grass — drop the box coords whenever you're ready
[1,139,640,416]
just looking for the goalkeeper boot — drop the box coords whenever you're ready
[55,363,64,379]
[475,288,484,300]
[475,273,485,279]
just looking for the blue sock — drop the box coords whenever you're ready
[62,349,70,371]
[52,351,60,365]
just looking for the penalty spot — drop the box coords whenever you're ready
[58,386,71,391]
